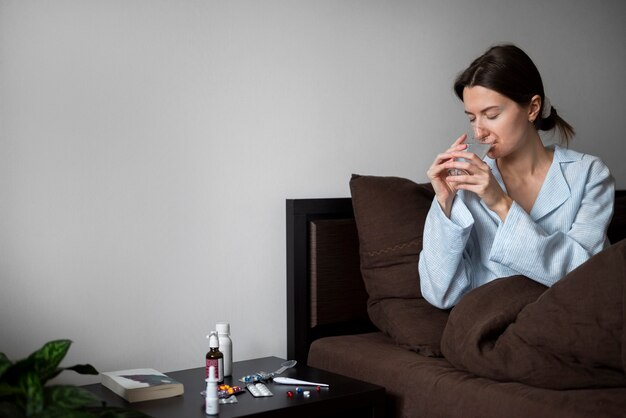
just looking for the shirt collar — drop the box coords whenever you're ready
[485,144,574,220]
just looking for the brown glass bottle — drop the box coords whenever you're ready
[205,331,224,383]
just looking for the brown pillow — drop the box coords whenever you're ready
[350,174,449,356]
[367,297,450,357]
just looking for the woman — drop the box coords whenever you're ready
[418,44,615,309]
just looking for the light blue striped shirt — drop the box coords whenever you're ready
[418,145,615,309]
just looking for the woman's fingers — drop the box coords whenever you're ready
[452,133,468,146]
[444,133,468,154]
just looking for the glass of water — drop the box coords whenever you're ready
[448,133,491,176]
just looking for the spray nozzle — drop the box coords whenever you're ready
[207,331,219,348]
[206,365,218,383]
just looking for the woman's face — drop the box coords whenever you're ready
[462,86,535,159]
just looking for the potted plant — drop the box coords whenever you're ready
[0,339,148,418]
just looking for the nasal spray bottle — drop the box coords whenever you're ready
[206,331,224,384]
[205,365,219,415]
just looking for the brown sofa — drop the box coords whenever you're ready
[286,175,626,418]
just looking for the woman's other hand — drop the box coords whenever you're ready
[427,134,467,217]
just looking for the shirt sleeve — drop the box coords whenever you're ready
[489,158,615,286]
[418,196,475,309]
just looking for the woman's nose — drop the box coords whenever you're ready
[472,125,488,140]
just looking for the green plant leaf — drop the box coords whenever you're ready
[63,364,99,376]
[0,353,12,380]
[0,381,23,397]
[2,357,37,387]
[0,341,149,418]
[44,386,100,410]
[29,340,71,382]
[20,371,43,417]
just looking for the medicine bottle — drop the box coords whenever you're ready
[205,365,219,415]
[216,322,232,377]
[205,331,224,383]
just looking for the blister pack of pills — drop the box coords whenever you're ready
[239,360,297,384]
[240,371,273,383]
[246,382,273,397]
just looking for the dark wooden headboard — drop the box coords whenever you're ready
[286,198,376,365]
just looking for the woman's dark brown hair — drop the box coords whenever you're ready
[454,44,575,144]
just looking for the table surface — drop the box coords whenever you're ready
[84,356,385,418]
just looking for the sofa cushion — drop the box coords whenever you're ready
[441,239,626,389]
[350,174,449,356]
[308,332,626,418]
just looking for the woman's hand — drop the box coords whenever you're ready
[445,148,512,221]
[426,134,468,217]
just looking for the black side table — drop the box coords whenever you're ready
[84,356,385,417]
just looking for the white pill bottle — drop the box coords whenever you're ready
[216,322,233,377]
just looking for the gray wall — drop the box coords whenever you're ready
[1,0,625,383]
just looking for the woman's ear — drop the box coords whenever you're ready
[528,94,541,122]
